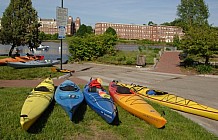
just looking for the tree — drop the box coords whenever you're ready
[76,24,93,37]
[173,34,181,49]
[105,27,116,35]
[86,26,93,34]
[148,21,154,26]
[161,19,185,28]
[39,31,46,41]
[179,26,218,64]
[0,0,39,56]
[177,0,209,28]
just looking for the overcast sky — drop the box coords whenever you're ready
[0,0,217,27]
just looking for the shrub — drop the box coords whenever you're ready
[183,57,194,67]
[196,65,212,74]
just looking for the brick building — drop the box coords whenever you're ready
[0,16,81,35]
[1,17,184,42]
[95,22,184,42]
[38,16,81,35]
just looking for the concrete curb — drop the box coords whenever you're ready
[197,74,218,79]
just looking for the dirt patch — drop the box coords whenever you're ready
[180,67,197,75]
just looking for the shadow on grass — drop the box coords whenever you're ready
[71,100,87,123]
[27,98,56,134]
[111,107,121,126]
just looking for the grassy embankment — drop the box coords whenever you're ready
[0,66,64,80]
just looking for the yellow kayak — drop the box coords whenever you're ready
[20,78,55,130]
[51,67,75,73]
[116,81,218,121]
[109,81,167,128]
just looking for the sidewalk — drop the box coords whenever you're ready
[153,51,182,74]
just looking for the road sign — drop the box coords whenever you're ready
[58,26,66,39]
[56,7,68,27]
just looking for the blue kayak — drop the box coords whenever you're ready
[55,80,84,121]
[83,79,118,124]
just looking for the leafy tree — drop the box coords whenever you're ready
[177,0,209,28]
[76,24,93,37]
[86,26,93,34]
[161,19,186,29]
[0,0,39,56]
[148,21,154,26]
[105,27,117,36]
[179,26,218,64]
[173,34,181,49]
[39,31,46,41]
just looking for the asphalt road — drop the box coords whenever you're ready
[61,62,218,136]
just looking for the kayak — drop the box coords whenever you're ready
[0,57,27,66]
[0,55,44,66]
[83,78,118,124]
[109,81,167,128]
[7,60,60,68]
[51,67,75,73]
[20,77,55,130]
[116,81,218,121]
[55,80,84,121]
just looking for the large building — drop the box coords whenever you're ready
[38,16,81,35]
[95,22,184,42]
[0,16,80,35]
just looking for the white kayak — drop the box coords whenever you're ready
[7,60,60,68]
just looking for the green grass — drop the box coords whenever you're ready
[0,87,217,140]
[0,66,64,80]
[95,48,159,66]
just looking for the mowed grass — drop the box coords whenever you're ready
[0,66,63,80]
[0,87,217,140]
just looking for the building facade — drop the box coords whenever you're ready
[38,16,81,35]
[0,16,81,35]
[95,22,184,42]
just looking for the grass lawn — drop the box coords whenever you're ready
[0,66,64,80]
[95,47,160,66]
[0,87,217,140]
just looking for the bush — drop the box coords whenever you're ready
[126,58,135,65]
[196,65,212,74]
[183,57,194,67]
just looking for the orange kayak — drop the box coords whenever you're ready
[0,55,44,66]
[109,81,167,128]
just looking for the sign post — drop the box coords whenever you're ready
[58,26,66,39]
[56,0,68,69]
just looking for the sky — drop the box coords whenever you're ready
[0,0,218,27]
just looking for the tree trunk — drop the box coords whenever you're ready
[28,41,34,52]
[205,56,210,65]
[9,44,15,56]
